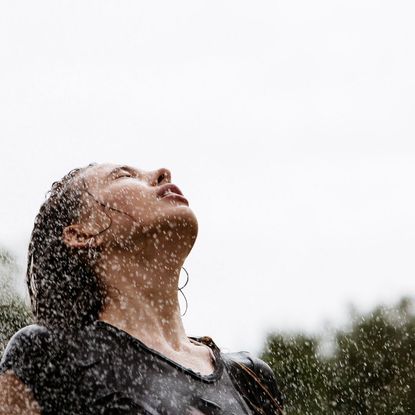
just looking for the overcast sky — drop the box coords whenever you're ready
[1,0,415,354]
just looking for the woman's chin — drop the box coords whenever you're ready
[139,209,198,239]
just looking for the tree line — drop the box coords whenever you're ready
[260,298,415,414]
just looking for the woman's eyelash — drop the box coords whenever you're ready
[116,174,133,179]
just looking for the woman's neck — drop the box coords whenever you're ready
[96,245,191,352]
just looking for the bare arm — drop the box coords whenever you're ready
[0,371,41,415]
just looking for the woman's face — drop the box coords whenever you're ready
[73,163,198,250]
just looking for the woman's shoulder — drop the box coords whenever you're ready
[0,324,53,369]
[190,336,281,390]
[221,349,286,414]
[3,323,51,343]
[222,350,278,384]
[0,324,93,414]
[0,325,56,406]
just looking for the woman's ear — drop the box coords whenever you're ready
[62,224,103,249]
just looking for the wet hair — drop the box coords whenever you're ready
[26,163,107,328]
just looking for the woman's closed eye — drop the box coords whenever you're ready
[116,174,133,179]
[114,170,137,179]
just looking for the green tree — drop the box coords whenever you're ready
[261,298,415,415]
[329,298,415,415]
[261,332,331,415]
[0,247,33,353]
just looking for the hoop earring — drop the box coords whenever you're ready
[87,237,98,261]
[178,266,189,317]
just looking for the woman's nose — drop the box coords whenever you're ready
[151,168,171,186]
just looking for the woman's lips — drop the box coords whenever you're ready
[161,193,189,205]
[156,184,189,205]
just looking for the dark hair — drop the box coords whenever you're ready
[26,163,107,328]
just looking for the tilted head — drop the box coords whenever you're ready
[27,163,198,328]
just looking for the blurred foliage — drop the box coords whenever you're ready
[261,298,415,415]
[0,247,33,354]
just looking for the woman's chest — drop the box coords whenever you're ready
[72,348,252,415]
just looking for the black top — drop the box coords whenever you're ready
[0,322,284,415]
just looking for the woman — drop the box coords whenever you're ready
[0,163,284,415]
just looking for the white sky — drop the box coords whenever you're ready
[1,0,415,355]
